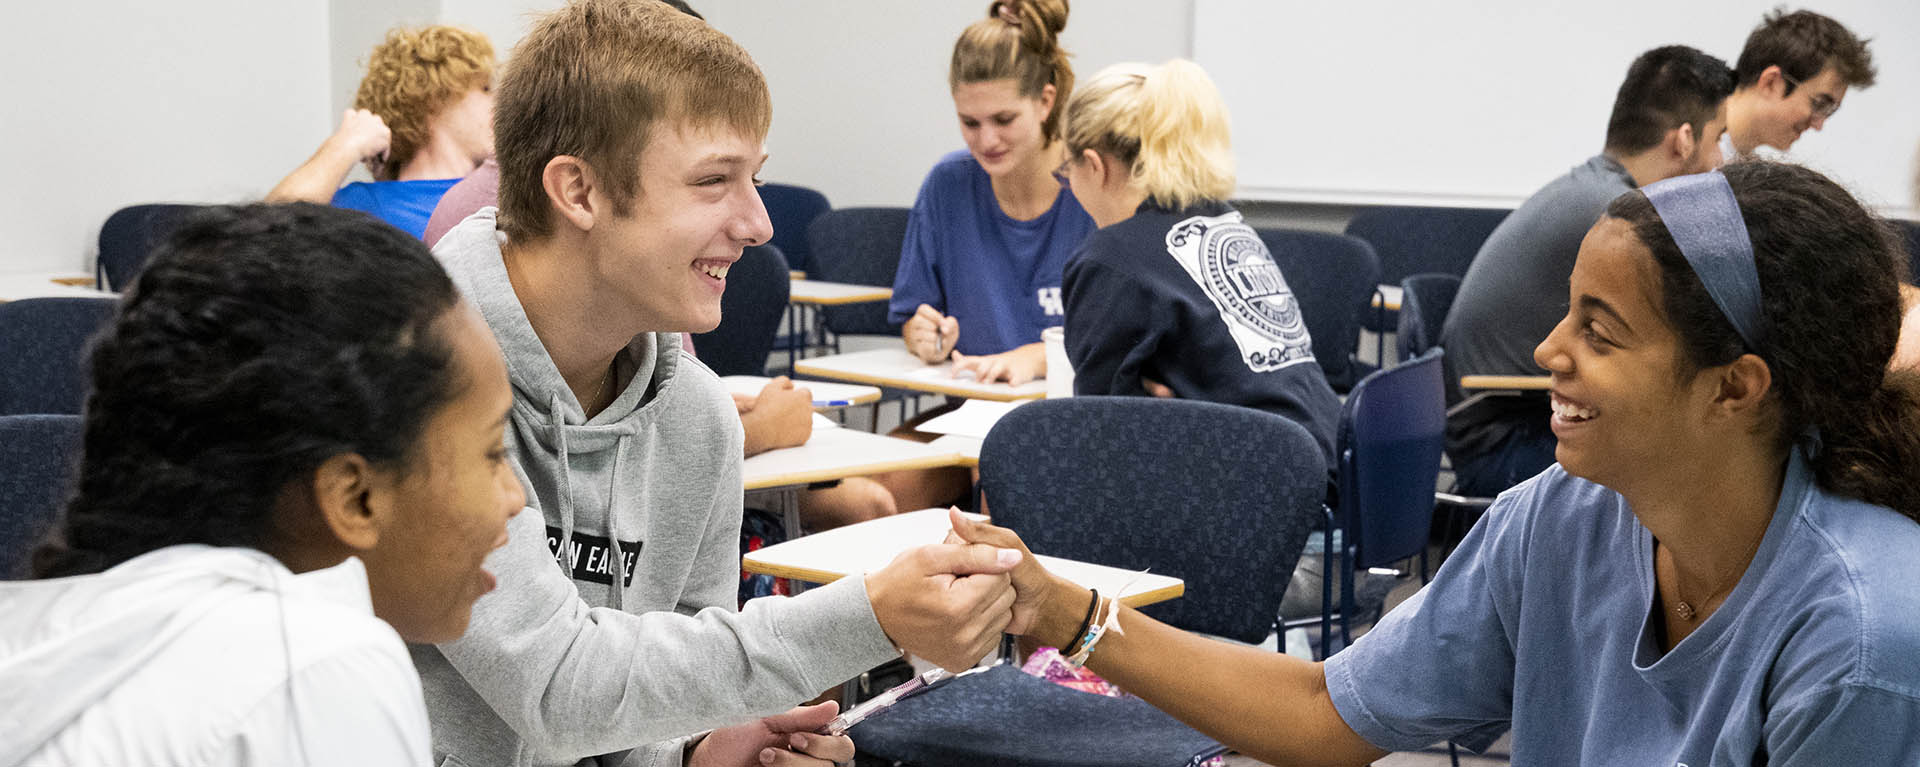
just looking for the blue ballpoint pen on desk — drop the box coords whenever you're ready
[812,398,854,408]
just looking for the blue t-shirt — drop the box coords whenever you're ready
[1326,451,1920,764]
[331,178,462,240]
[887,150,1095,356]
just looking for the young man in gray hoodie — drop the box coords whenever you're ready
[420,3,1022,766]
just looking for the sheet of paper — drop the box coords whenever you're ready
[915,398,1030,439]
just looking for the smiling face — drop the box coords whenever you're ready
[1533,217,1724,492]
[1749,65,1847,151]
[953,79,1054,178]
[585,122,772,333]
[358,303,524,644]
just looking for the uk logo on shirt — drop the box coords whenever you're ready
[1164,211,1315,373]
[1036,287,1064,316]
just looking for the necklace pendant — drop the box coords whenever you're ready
[1674,601,1696,621]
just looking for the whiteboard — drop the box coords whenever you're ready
[1193,0,1918,217]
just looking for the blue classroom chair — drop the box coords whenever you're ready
[96,204,202,291]
[806,207,910,340]
[1343,206,1509,363]
[0,414,83,579]
[1256,228,1381,393]
[0,297,118,416]
[758,183,831,277]
[850,397,1328,767]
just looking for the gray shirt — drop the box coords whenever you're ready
[1440,155,1635,455]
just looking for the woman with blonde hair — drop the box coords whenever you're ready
[1057,59,1338,461]
[889,0,1093,386]
[269,25,495,239]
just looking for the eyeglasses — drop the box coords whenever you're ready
[1779,71,1841,119]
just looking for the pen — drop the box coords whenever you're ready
[812,398,853,407]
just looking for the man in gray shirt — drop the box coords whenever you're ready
[1441,46,1734,495]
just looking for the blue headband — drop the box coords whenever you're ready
[1642,171,1764,350]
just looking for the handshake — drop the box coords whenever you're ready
[860,509,1068,671]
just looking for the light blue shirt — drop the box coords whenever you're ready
[1325,451,1920,764]
[887,150,1094,356]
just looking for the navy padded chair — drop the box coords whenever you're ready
[691,244,790,377]
[806,207,910,338]
[0,414,83,579]
[851,397,1329,767]
[1325,349,1446,650]
[97,204,202,291]
[1256,228,1382,393]
[0,297,118,416]
[1395,273,1461,362]
[758,183,831,277]
[1343,206,1509,361]
[1894,219,1920,284]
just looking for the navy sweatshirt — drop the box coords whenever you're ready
[1062,200,1340,464]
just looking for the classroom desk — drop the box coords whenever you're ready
[1371,284,1403,312]
[782,279,895,369]
[794,348,1048,402]
[1459,374,1551,391]
[743,507,1186,607]
[0,272,114,303]
[721,375,882,408]
[743,425,968,537]
[926,435,982,468]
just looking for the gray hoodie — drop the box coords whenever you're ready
[419,209,899,767]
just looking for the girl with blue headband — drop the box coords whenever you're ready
[952,161,1920,764]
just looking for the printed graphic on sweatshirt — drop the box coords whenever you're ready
[546,526,642,587]
[1164,212,1315,373]
[1036,286,1064,316]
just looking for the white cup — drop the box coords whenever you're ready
[1041,326,1073,398]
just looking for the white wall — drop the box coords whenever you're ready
[433,0,1194,210]
[0,1,334,274]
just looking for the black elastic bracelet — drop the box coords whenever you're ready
[1064,588,1099,653]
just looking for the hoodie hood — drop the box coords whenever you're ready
[0,546,373,762]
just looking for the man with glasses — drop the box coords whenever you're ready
[1439,46,1733,497]
[1723,9,1875,158]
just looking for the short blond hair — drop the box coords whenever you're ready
[493,0,772,241]
[1063,59,1234,210]
[354,26,494,181]
[949,0,1073,145]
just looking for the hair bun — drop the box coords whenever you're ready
[989,0,1068,51]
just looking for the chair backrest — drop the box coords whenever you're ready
[1342,206,1509,284]
[0,297,118,416]
[979,397,1328,643]
[0,414,83,579]
[1337,349,1446,571]
[1894,219,1920,284]
[1395,273,1462,361]
[97,204,202,291]
[1255,228,1381,392]
[758,183,832,276]
[807,207,911,335]
[691,244,791,376]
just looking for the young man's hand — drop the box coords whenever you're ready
[739,377,813,457]
[863,543,1019,670]
[685,702,854,767]
[327,108,393,170]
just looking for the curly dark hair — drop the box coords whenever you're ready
[33,203,462,577]
[1607,161,1920,522]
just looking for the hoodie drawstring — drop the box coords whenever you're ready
[549,395,577,584]
[607,436,631,611]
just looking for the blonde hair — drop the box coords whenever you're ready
[949,0,1073,144]
[493,0,771,241]
[1063,59,1235,210]
[354,26,494,182]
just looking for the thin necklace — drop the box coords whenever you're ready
[589,359,616,410]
